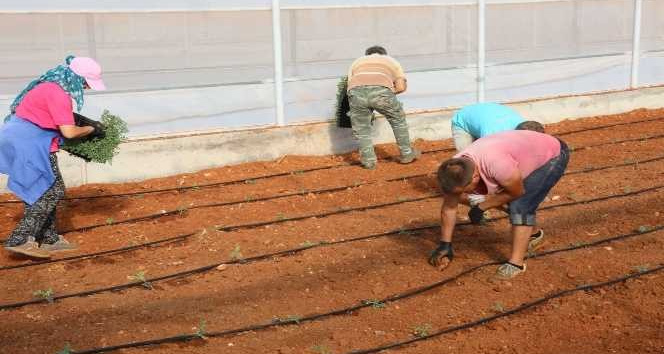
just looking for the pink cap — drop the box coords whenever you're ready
[69,57,106,91]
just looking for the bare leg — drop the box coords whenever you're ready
[509,225,533,266]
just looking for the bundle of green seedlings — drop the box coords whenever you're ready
[62,110,128,164]
[335,76,352,128]
[334,75,375,128]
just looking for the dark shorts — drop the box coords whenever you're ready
[508,139,570,226]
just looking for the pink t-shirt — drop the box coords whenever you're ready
[14,82,75,152]
[454,130,561,195]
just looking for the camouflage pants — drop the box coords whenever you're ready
[5,154,64,247]
[348,86,413,166]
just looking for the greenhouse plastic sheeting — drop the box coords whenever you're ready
[1,0,663,137]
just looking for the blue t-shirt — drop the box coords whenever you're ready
[451,103,524,138]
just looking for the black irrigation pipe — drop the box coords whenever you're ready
[348,264,664,354]
[50,134,664,235]
[1,114,662,205]
[0,231,199,271]
[0,195,439,272]
[1,184,661,310]
[553,114,664,137]
[61,225,664,354]
[60,171,435,234]
[2,155,662,273]
[569,132,664,152]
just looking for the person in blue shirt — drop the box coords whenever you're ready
[451,102,544,151]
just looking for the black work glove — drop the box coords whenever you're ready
[88,121,106,139]
[428,241,454,270]
[468,205,487,225]
[73,113,106,139]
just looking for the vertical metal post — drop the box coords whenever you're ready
[86,14,97,59]
[630,0,643,88]
[272,0,286,126]
[182,13,190,67]
[477,0,486,102]
[57,14,65,58]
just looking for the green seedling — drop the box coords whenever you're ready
[397,196,409,202]
[636,225,651,233]
[311,344,332,354]
[244,195,256,202]
[292,170,305,175]
[362,299,386,309]
[300,240,317,248]
[191,183,201,191]
[634,264,650,273]
[413,323,432,338]
[274,315,302,324]
[176,205,188,216]
[491,302,506,313]
[244,179,257,185]
[275,213,286,221]
[105,217,114,225]
[571,241,587,248]
[128,271,153,290]
[57,343,73,354]
[195,319,207,339]
[623,187,632,194]
[33,288,54,303]
[230,244,243,261]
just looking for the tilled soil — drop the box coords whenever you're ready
[0,108,663,354]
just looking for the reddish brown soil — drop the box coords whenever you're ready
[0,108,663,354]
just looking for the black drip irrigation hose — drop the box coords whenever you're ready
[348,264,664,354]
[60,171,434,234]
[569,132,664,152]
[0,232,197,271]
[553,114,664,137]
[50,135,664,235]
[1,160,662,273]
[0,193,437,271]
[1,114,661,205]
[60,225,664,354]
[1,185,661,309]
[1,139,662,272]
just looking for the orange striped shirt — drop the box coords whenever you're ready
[347,54,405,92]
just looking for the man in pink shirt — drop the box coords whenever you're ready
[430,130,570,279]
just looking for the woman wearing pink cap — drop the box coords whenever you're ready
[0,55,106,258]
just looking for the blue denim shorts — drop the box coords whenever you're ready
[508,139,570,226]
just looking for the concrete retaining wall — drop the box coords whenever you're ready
[1,85,663,193]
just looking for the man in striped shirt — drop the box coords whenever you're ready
[346,46,419,170]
